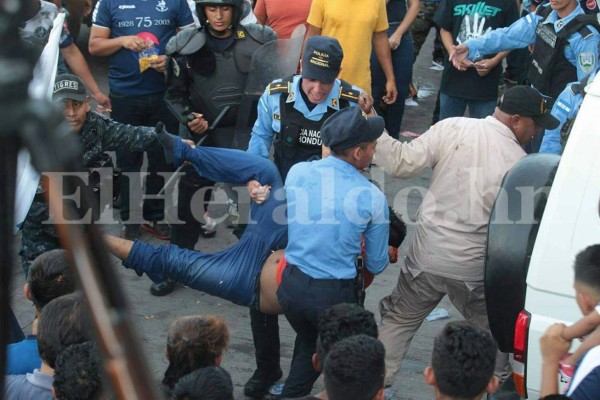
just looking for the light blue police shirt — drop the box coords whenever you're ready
[284,156,389,280]
[247,75,362,158]
[540,81,584,154]
[465,4,599,81]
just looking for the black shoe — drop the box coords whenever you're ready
[244,368,283,398]
[150,279,176,296]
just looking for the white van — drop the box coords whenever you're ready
[485,75,600,398]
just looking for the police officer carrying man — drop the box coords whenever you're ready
[243,35,374,398]
[20,74,183,275]
[163,0,276,253]
[450,0,600,152]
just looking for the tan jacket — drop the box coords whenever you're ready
[373,116,526,281]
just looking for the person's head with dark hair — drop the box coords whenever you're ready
[163,315,230,389]
[573,245,600,315]
[38,292,92,370]
[53,341,101,400]
[424,321,499,400]
[25,249,75,313]
[171,366,234,400]
[314,303,378,371]
[323,335,386,400]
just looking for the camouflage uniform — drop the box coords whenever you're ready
[410,0,444,61]
[19,112,159,275]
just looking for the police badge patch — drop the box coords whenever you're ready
[578,52,595,74]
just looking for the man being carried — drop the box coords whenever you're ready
[105,116,402,314]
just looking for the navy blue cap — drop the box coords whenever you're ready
[301,36,343,84]
[321,107,385,152]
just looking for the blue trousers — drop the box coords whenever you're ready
[370,24,414,138]
[124,145,287,307]
[277,265,357,397]
[439,93,497,120]
[110,91,178,222]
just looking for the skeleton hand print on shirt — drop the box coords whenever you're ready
[456,14,492,44]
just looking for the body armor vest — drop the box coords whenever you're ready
[271,76,359,180]
[185,27,264,127]
[528,6,600,100]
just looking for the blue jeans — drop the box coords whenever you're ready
[370,24,414,138]
[123,145,288,307]
[109,91,178,222]
[439,93,497,120]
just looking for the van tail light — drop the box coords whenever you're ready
[513,310,531,398]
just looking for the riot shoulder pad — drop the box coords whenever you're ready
[241,23,278,44]
[267,77,293,95]
[339,80,361,103]
[166,28,206,56]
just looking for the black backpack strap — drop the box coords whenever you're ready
[558,14,600,39]
[535,4,554,21]
[576,14,600,39]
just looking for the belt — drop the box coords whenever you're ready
[286,264,355,288]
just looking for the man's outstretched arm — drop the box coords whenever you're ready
[104,235,133,260]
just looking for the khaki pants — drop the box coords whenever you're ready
[378,269,510,386]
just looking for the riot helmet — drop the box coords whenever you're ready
[195,0,242,36]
